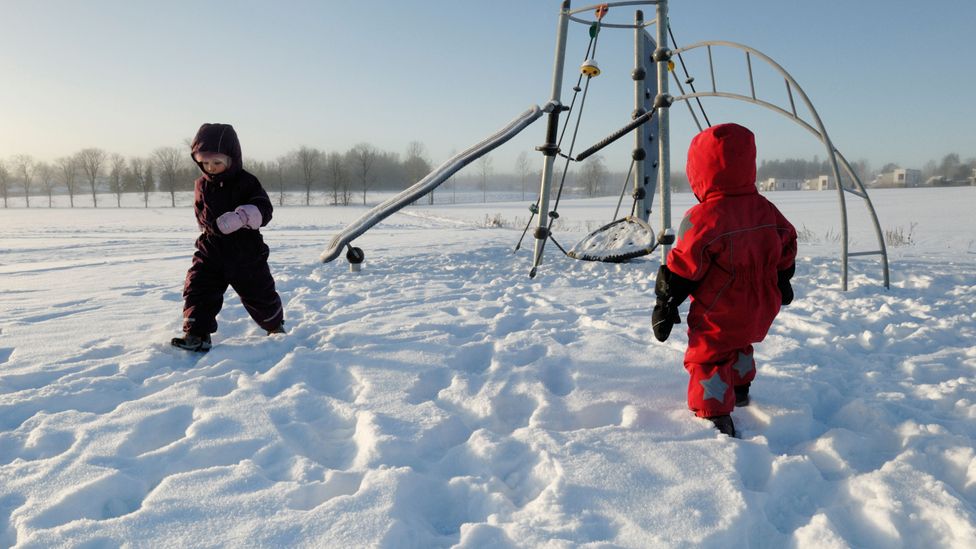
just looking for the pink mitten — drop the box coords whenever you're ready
[235,205,263,229]
[216,210,245,234]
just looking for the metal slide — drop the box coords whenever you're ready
[319,104,546,263]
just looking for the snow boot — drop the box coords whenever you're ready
[171,332,212,353]
[735,383,751,407]
[706,415,736,437]
[267,322,286,336]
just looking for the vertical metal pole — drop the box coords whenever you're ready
[656,0,672,263]
[825,135,850,291]
[530,0,571,277]
[634,10,649,222]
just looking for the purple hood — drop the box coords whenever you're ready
[190,123,244,181]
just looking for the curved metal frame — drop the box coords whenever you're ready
[670,40,889,289]
[567,1,661,28]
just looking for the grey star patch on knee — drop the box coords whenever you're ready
[733,351,755,378]
[700,373,728,402]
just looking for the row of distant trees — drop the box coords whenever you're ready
[0,142,620,208]
[0,142,434,209]
[15,144,967,209]
[757,153,976,186]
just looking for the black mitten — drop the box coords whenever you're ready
[652,265,696,342]
[652,301,681,342]
[778,263,796,305]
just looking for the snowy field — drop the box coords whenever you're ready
[1,186,975,547]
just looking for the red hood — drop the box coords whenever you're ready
[686,123,757,201]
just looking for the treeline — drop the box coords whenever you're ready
[758,153,976,186]
[0,142,442,209]
[4,145,972,209]
[0,143,623,208]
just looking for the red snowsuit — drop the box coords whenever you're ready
[657,123,797,417]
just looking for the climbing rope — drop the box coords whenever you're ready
[668,25,711,130]
[612,159,637,222]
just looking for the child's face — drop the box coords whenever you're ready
[195,153,231,175]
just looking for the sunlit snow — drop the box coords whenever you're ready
[1,187,974,547]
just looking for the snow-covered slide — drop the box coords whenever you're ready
[320,104,546,263]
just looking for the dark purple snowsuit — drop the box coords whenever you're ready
[181,123,283,336]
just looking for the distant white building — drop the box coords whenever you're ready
[804,175,835,191]
[895,168,921,187]
[758,177,802,192]
[875,168,921,188]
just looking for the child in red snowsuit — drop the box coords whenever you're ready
[171,123,284,352]
[652,123,797,437]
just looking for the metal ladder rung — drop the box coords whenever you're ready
[848,250,884,257]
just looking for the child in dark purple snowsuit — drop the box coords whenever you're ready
[171,123,284,352]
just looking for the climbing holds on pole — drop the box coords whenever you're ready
[581,59,601,77]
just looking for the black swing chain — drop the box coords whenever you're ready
[668,25,711,128]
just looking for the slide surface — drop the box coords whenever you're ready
[320,105,544,263]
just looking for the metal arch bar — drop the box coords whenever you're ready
[672,40,881,291]
[832,152,890,288]
[676,90,869,205]
[675,91,817,136]
[785,78,798,117]
[567,1,660,28]
[675,86,890,289]
[674,90,889,289]
[708,45,717,93]
[746,51,756,100]
[566,15,656,29]
[568,1,661,16]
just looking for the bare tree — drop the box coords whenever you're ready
[77,148,107,207]
[939,153,961,180]
[37,162,56,207]
[108,153,127,207]
[295,146,323,206]
[579,154,606,197]
[348,143,377,206]
[851,159,871,187]
[515,151,532,201]
[56,156,79,207]
[0,160,10,208]
[124,158,144,207]
[140,161,156,208]
[13,155,37,208]
[403,141,433,204]
[273,156,287,206]
[476,154,493,202]
[153,147,184,207]
[324,152,347,206]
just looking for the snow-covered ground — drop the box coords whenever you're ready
[1,186,974,547]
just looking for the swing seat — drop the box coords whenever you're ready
[568,216,657,263]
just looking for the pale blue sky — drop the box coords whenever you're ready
[1,0,973,172]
